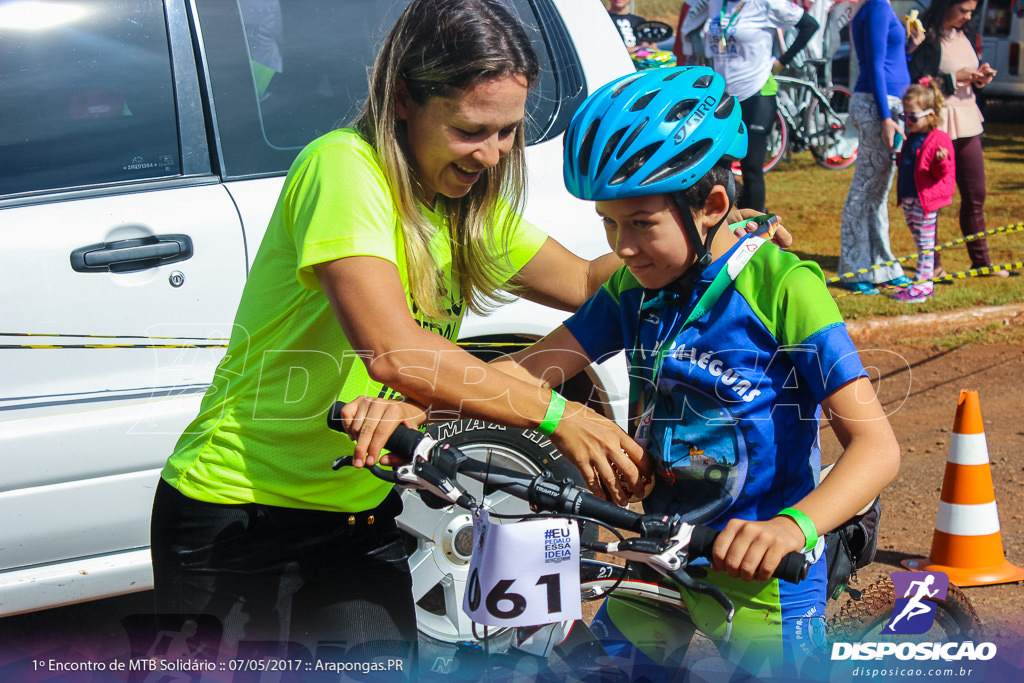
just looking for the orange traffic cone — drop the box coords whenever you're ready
[902,390,1024,586]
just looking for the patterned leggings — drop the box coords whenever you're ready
[839,93,905,284]
[900,196,937,297]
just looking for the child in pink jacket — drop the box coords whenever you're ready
[893,80,956,302]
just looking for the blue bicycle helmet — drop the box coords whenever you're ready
[564,66,746,200]
[563,66,748,270]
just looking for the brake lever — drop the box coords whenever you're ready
[663,564,736,642]
[600,522,693,574]
[333,451,476,509]
[405,458,476,509]
[598,520,737,641]
[331,456,399,482]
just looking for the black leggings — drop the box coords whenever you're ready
[738,92,778,212]
[151,479,417,669]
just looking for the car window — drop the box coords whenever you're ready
[0,0,181,197]
[199,0,583,178]
[981,0,1012,37]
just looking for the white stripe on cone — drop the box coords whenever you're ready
[947,432,990,466]
[935,500,1001,536]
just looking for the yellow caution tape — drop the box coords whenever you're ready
[833,260,1024,298]
[826,222,1024,284]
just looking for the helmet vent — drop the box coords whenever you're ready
[693,73,714,88]
[630,90,660,112]
[612,74,643,98]
[597,127,627,176]
[715,96,736,119]
[618,118,648,159]
[610,143,660,186]
[578,118,600,177]
[663,69,686,81]
[666,98,699,122]
[639,138,713,187]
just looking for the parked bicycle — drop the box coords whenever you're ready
[736,59,858,176]
[328,409,983,679]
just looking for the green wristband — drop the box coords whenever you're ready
[777,507,818,553]
[537,390,565,436]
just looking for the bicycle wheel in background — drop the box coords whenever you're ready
[731,110,788,177]
[826,575,984,643]
[806,85,857,170]
[399,421,593,645]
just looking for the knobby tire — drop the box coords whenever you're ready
[826,575,983,642]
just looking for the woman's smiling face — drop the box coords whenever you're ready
[397,74,528,204]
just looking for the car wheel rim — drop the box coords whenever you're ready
[397,442,545,643]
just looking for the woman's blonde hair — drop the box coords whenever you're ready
[903,81,947,131]
[351,0,540,319]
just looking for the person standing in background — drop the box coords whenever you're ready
[837,0,912,295]
[687,0,818,212]
[908,0,1012,278]
[892,80,956,303]
[607,0,652,53]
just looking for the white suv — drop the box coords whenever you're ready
[0,0,632,640]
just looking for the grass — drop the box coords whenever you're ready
[917,322,1024,348]
[630,0,697,26]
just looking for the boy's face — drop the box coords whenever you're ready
[596,194,695,289]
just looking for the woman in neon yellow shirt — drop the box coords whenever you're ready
[151,0,646,666]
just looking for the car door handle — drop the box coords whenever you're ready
[70,234,193,273]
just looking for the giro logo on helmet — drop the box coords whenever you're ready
[676,96,718,143]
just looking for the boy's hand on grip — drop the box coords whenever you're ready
[712,516,807,583]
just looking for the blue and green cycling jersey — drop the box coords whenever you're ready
[569,234,863,672]
[564,233,868,528]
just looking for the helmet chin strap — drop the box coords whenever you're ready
[670,173,736,282]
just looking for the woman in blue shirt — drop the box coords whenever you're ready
[837,0,913,295]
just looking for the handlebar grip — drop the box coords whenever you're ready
[326,401,426,461]
[774,551,810,584]
[573,493,646,534]
[688,525,808,584]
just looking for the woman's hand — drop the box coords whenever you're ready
[882,117,903,152]
[337,397,427,467]
[935,147,949,162]
[955,66,981,86]
[711,516,807,583]
[906,23,925,52]
[973,63,996,87]
[549,402,653,506]
[727,208,794,249]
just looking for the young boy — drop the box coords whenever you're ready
[491,66,901,676]
[342,66,900,676]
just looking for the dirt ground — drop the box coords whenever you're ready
[827,304,1024,659]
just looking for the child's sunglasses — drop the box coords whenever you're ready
[899,109,934,123]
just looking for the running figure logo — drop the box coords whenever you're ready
[883,571,950,634]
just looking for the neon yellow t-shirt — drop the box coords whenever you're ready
[161,128,547,512]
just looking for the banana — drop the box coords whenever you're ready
[903,9,924,36]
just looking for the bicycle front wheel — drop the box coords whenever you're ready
[806,85,858,171]
[826,575,983,643]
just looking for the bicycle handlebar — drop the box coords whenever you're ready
[326,401,808,585]
[327,401,425,462]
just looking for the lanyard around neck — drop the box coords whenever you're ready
[629,235,769,404]
[719,0,746,37]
